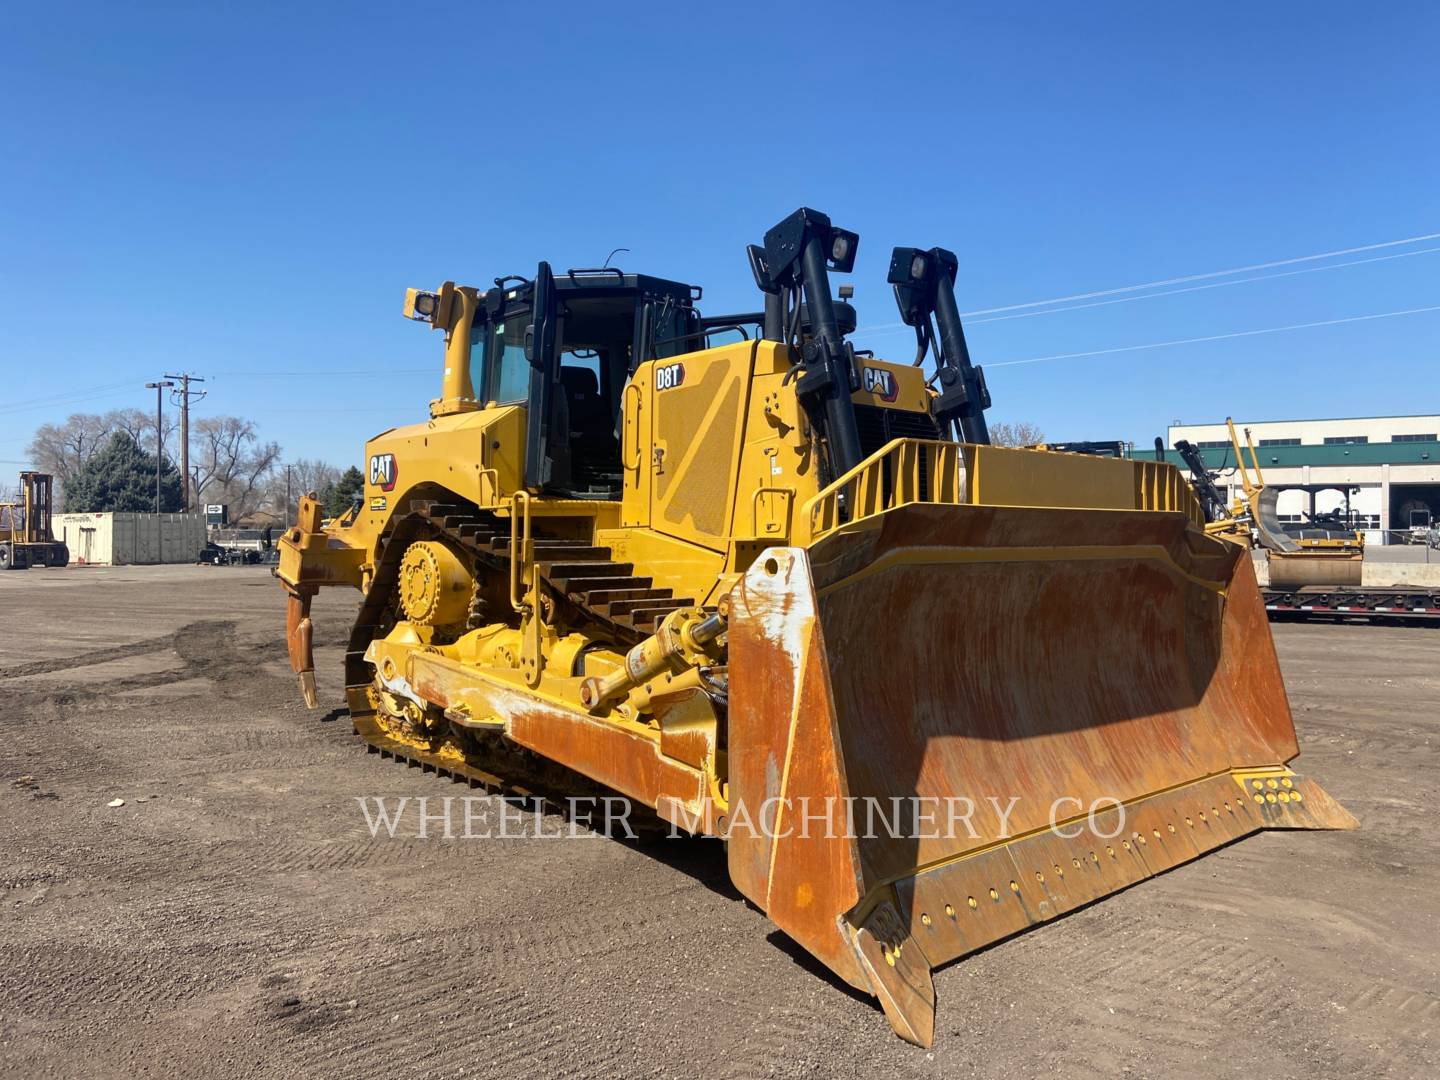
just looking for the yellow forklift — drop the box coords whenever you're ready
[0,472,69,570]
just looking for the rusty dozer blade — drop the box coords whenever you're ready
[726,504,1355,1048]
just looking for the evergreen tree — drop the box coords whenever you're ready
[64,432,184,512]
[321,465,365,518]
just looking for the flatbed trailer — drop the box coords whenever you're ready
[1263,586,1440,623]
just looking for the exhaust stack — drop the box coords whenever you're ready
[405,281,482,417]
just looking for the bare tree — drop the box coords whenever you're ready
[28,408,178,495]
[262,458,340,523]
[108,407,176,456]
[29,413,119,491]
[193,416,282,522]
[988,420,1046,447]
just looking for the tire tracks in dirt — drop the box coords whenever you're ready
[0,631,187,681]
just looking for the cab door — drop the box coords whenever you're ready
[523,261,563,490]
[619,358,652,527]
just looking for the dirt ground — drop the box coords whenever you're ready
[1,565,1436,1079]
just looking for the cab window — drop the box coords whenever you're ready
[480,317,531,404]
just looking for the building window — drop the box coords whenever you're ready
[1257,438,1300,446]
[1194,440,1230,449]
[1322,435,1368,445]
[1393,433,1437,443]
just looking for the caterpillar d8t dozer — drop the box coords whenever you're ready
[277,208,1354,1046]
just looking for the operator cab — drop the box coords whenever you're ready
[477,267,704,499]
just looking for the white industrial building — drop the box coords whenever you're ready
[54,512,207,565]
[1166,414,1440,544]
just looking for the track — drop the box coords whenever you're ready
[338,500,709,797]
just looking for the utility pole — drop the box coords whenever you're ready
[146,380,176,564]
[285,464,294,528]
[164,373,206,511]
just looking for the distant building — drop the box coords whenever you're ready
[1164,414,1440,543]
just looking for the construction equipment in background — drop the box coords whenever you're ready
[1175,422,1440,622]
[200,527,275,566]
[0,472,68,570]
[1175,427,1365,551]
[1172,437,1231,524]
[1035,440,1128,457]
[1282,509,1366,554]
[1400,508,1440,548]
[276,207,1354,1046]
[1179,419,1362,586]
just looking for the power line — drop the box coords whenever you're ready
[855,230,1440,334]
[962,246,1440,329]
[0,379,135,410]
[212,367,432,378]
[962,230,1440,317]
[987,304,1440,369]
[266,407,418,414]
[0,384,139,418]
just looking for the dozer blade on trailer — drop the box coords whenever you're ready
[726,447,1355,1047]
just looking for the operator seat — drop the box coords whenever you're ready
[559,367,621,495]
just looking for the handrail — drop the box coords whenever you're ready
[509,491,532,612]
[798,438,1207,544]
[477,466,502,507]
[621,383,643,471]
[751,486,794,538]
[799,439,961,543]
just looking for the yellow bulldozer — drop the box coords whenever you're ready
[277,208,1354,1046]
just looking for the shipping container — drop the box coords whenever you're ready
[54,512,208,565]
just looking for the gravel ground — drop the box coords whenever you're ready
[1,564,1436,1079]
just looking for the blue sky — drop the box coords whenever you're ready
[3,2,1436,468]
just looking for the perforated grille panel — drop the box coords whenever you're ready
[854,405,941,459]
[854,405,943,499]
